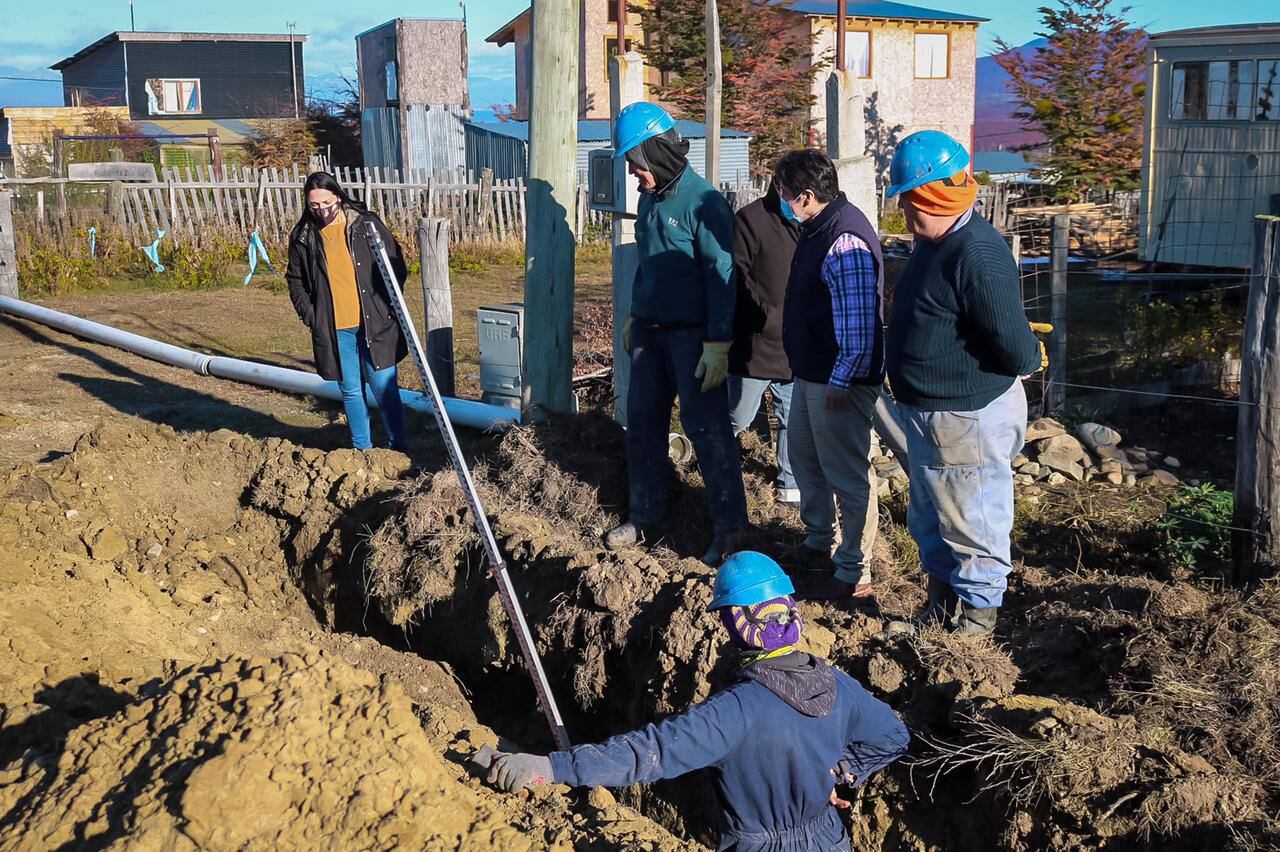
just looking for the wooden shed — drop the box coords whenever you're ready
[1139,23,1280,269]
[465,119,753,185]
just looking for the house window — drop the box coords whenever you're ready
[385,61,399,103]
[1171,60,1255,120]
[914,32,949,79]
[607,0,620,23]
[145,79,201,115]
[1257,59,1279,120]
[605,37,635,81]
[845,31,871,78]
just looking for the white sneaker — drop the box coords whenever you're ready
[777,487,801,506]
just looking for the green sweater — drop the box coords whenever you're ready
[886,213,1040,412]
[632,168,736,341]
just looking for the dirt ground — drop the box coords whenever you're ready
[1,276,1278,850]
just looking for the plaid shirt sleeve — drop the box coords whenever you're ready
[820,233,880,390]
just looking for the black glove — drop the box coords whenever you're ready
[487,752,553,792]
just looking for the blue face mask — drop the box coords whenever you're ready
[779,196,801,224]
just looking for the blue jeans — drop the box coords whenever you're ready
[728,376,796,492]
[335,327,407,451]
[896,380,1027,609]
[626,324,748,534]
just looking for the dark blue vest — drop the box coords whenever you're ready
[782,193,884,386]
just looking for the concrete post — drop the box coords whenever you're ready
[610,51,645,426]
[825,70,877,224]
[524,0,581,415]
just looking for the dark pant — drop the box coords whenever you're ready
[626,324,747,534]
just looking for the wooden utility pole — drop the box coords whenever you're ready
[0,191,17,299]
[418,217,456,397]
[704,0,722,186]
[836,0,847,71]
[1233,215,1280,586]
[524,0,580,415]
[1046,213,1069,416]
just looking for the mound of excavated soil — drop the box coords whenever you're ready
[0,649,685,850]
[0,420,688,851]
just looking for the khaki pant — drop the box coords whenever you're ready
[788,378,879,585]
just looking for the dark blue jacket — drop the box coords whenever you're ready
[548,654,909,852]
[632,168,737,341]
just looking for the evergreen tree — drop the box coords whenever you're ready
[995,0,1146,200]
[634,0,819,172]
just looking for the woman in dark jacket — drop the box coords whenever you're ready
[286,172,410,451]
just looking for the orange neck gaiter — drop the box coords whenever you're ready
[904,170,978,217]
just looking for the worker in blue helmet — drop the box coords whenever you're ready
[883,130,1043,636]
[483,551,910,851]
[604,101,748,566]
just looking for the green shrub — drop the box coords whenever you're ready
[1156,483,1234,571]
[16,244,97,296]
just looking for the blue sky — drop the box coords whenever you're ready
[2,0,1278,108]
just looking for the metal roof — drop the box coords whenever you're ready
[467,119,750,142]
[52,31,309,70]
[777,0,986,22]
[1149,22,1280,46]
[486,0,984,42]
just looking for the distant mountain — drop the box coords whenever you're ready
[974,39,1046,153]
[0,67,65,108]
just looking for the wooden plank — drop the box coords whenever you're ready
[0,192,17,299]
[1233,216,1280,586]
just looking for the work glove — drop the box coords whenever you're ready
[622,316,634,354]
[487,752,553,793]
[1029,322,1053,373]
[694,341,732,392]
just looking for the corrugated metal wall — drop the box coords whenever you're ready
[404,104,467,175]
[361,108,402,171]
[573,137,752,184]
[466,126,527,180]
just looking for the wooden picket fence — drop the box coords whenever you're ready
[1,164,611,246]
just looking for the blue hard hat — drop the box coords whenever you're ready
[707,551,795,610]
[886,130,971,198]
[612,102,677,159]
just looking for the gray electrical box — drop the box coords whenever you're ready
[477,302,525,410]
[588,148,636,216]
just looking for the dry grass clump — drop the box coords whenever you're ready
[474,414,626,541]
[1118,577,1280,796]
[364,471,480,626]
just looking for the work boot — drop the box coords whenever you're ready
[603,521,648,551]
[916,576,959,626]
[949,601,998,637]
[701,530,739,566]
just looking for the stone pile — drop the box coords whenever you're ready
[1017,418,1183,488]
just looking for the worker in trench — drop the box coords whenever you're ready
[603,102,748,566]
[483,551,910,851]
[882,131,1044,636]
[285,172,411,455]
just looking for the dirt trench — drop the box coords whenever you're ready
[2,416,1279,850]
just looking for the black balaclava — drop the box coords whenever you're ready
[626,128,691,197]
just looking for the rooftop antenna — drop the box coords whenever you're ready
[129,0,136,31]
[460,0,467,26]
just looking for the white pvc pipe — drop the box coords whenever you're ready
[0,295,519,431]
